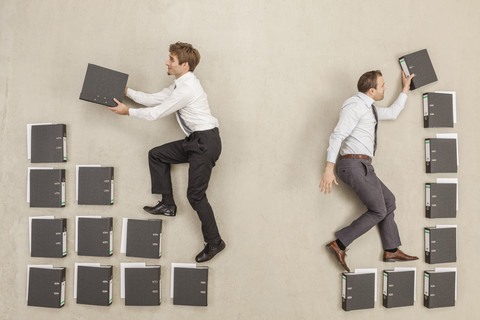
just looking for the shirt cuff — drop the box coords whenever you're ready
[126,88,136,100]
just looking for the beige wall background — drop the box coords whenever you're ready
[1,0,479,319]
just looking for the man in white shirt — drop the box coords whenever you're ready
[319,70,418,272]
[108,42,225,263]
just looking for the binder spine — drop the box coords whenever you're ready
[423,94,430,128]
[425,229,431,263]
[426,184,431,218]
[425,139,431,173]
[382,272,389,308]
[62,125,67,161]
[62,219,67,256]
[61,170,66,207]
[424,272,430,308]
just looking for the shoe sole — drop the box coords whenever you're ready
[383,258,418,262]
[326,244,350,272]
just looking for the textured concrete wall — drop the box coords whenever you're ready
[1,0,479,319]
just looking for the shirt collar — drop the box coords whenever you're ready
[357,92,375,107]
[174,71,194,87]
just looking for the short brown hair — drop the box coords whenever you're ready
[357,70,382,93]
[169,42,201,72]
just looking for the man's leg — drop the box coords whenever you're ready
[184,128,224,262]
[144,139,188,216]
[334,158,397,248]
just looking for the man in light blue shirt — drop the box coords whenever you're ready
[320,70,418,272]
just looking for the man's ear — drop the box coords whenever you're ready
[182,62,190,71]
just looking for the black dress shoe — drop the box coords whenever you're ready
[195,240,226,263]
[143,201,177,216]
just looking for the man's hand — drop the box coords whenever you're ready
[319,162,338,194]
[107,98,129,115]
[401,71,415,94]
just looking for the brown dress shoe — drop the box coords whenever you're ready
[383,249,419,262]
[326,241,350,272]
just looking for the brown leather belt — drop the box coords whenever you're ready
[340,154,372,162]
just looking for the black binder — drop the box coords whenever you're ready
[27,267,66,308]
[425,227,457,264]
[78,166,114,205]
[425,138,457,173]
[126,219,162,259]
[125,267,161,306]
[29,169,65,208]
[423,92,454,128]
[424,270,456,308]
[77,265,112,306]
[342,272,375,311]
[383,270,415,308]
[31,124,67,163]
[173,267,208,306]
[426,183,457,218]
[77,217,113,256]
[79,63,128,107]
[399,49,437,90]
[31,218,67,258]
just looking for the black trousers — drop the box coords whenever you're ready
[148,127,222,244]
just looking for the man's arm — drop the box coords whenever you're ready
[319,161,338,194]
[107,98,129,115]
[377,72,415,120]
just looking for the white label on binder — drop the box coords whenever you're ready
[423,94,429,117]
[424,274,429,296]
[425,140,431,162]
[60,281,65,306]
[63,137,67,160]
[62,232,67,255]
[111,180,114,203]
[109,279,113,303]
[61,182,66,205]
[342,276,346,299]
[159,233,162,256]
[426,184,431,206]
[425,230,430,252]
[383,273,388,295]
[400,59,410,77]
[109,231,113,254]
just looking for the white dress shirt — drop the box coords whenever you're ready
[326,92,407,163]
[127,72,218,136]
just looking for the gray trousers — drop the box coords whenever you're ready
[334,157,402,250]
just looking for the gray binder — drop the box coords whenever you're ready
[125,267,161,306]
[382,270,415,308]
[78,167,114,205]
[77,217,113,257]
[77,265,112,306]
[173,267,208,306]
[342,272,375,311]
[126,219,162,259]
[399,49,437,90]
[31,124,67,163]
[79,63,128,107]
[31,218,67,258]
[425,138,457,173]
[426,183,457,218]
[30,169,65,208]
[27,267,66,308]
[425,227,457,264]
[424,271,456,308]
[423,93,454,128]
